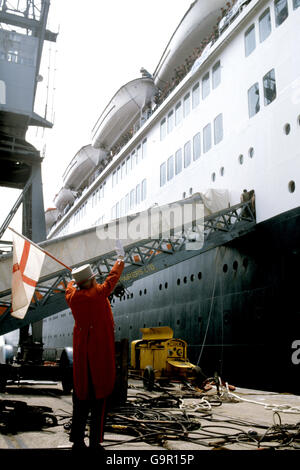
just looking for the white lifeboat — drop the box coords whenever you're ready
[45,207,59,232]
[62,144,104,191]
[91,77,156,150]
[153,0,226,90]
[54,187,75,212]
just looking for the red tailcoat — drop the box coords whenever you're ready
[65,260,124,400]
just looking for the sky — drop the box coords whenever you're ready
[0,0,192,238]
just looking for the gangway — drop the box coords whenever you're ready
[0,193,256,336]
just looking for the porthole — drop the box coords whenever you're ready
[144,288,147,295]
[233,260,238,271]
[248,147,254,158]
[165,282,168,289]
[298,115,300,127]
[159,284,162,290]
[131,293,133,298]
[220,166,225,176]
[177,319,180,325]
[238,154,244,165]
[139,290,142,296]
[198,272,202,280]
[118,327,121,331]
[288,180,295,193]
[183,276,187,284]
[189,187,193,195]
[211,172,216,182]
[130,325,132,330]
[177,278,181,286]
[127,294,130,299]
[190,274,195,282]
[223,264,228,273]
[284,123,291,135]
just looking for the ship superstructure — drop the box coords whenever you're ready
[5,0,300,392]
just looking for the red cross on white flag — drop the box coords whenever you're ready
[11,231,46,319]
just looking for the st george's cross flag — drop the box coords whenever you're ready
[11,231,46,319]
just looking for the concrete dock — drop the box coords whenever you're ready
[0,378,299,458]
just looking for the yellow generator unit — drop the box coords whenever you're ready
[131,326,201,390]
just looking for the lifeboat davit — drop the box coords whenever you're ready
[54,187,75,212]
[62,144,104,192]
[153,0,226,90]
[91,77,156,150]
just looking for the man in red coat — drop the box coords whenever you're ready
[65,241,125,450]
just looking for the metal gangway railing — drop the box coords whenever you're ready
[0,194,256,335]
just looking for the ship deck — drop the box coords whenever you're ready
[0,378,299,461]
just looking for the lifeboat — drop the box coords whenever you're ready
[45,207,59,232]
[54,187,75,212]
[62,144,104,191]
[91,77,156,150]
[153,0,226,90]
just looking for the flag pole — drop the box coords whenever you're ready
[9,227,72,272]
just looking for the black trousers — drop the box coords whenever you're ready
[70,366,107,446]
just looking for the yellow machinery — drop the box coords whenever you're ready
[131,326,202,390]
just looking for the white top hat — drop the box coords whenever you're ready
[72,264,95,285]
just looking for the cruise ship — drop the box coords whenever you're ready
[18,0,300,392]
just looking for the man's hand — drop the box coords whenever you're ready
[115,239,125,260]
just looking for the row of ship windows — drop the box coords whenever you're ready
[160,114,223,187]
[112,138,147,188]
[111,259,249,304]
[245,0,300,57]
[160,61,221,141]
[111,179,147,219]
[248,68,276,118]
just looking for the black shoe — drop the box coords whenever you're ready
[72,441,88,451]
[89,443,105,451]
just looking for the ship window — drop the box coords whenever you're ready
[175,101,182,125]
[220,166,225,176]
[249,147,254,158]
[160,162,166,186]
[175,148,182,175]
[274,0,288,26]
[245,24,256,56]
[193,132,201,160]
[294,0,300,9]
[192,82,200,108]
[263,68,276,105]
[259,8,272,42]
[214,113,223,144]
[141,179,147,201]
[211,172,216,182]
[288,181,295,193]
[136,184,141,205]
[130,189,135,208]
[112,170,116,187]
[183,92,191,117]
[117,166,121,183]
[167,110,174,133]
[248,83,260,117]
[125,193,129,213]
[184,141,191,168]
[131,151,136,170]
[284,123,291,135]
[203,123,212,153]
[142,138,147,158]
[212,61,221,89]
[202,72,210,99]
[136,145,141,164]
[160,117,167,140]
[167,155,174,181]
[126,156,130,173]
[121,161,126,178]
